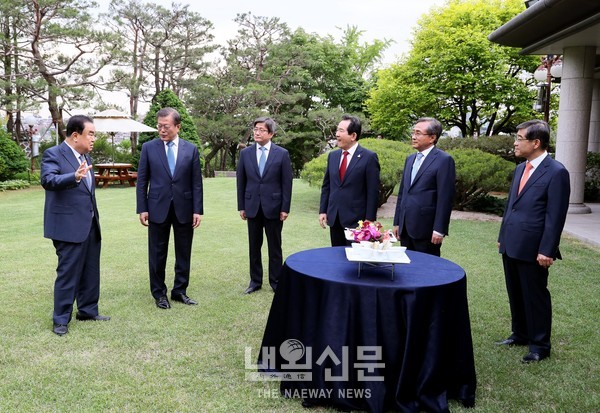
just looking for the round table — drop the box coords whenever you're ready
[258,247,476,413]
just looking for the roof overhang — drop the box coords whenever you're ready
[488,0,600,75]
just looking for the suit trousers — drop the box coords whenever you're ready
[400,225,441,257]
[247,206,283,290]
[52,220,101,324]
[330,215,351,247]
[502,254,552,354]
[148,202,194,299]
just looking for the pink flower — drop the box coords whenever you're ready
[351,221,389,243]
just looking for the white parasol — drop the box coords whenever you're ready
[92,109,157,162]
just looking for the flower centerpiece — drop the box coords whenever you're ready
[350,220,393,250]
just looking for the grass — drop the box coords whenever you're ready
[0,178,598,412]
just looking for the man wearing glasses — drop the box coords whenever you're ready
[136,107,203,309]
[237,117,293,294]
[393,117,455,256]
[496,120,570,363]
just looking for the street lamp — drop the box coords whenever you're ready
[533,54,562,123]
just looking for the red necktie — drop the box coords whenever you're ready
[339,151,349,181]
[518,162,533,194]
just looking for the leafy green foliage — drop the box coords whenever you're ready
[0,131,29,181]
[13,171,40,185]
[366,0,539,139]
[0,179,30,190]
[299,152,327,188]
[140,89,200,148]
[301,138,413,207]
[584,151,600,201]
[438,135,520,164]
[448,148,514,211]
[88,135,136,165]
[186,14,390,175]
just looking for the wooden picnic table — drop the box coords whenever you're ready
[94,163,137,188]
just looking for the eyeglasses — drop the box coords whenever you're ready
[253,128,269,133]
[411,131,431,137]
[156,124,174,130]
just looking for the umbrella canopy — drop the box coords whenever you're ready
[92,109,157,133]
[92,109,157,163]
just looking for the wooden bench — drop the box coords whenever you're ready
[94,172,137,188]
[214,170,237,178]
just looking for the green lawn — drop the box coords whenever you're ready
[0,178,598,412]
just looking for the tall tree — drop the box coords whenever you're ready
[186,13,389,175]
[366,0,539,139]
[13,0,123,140]
[103,0,215,152]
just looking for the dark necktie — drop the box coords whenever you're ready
[79,155,91,189]
[339,151,349,181]
[167,141,175,175]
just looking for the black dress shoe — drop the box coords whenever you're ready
[155,296,171,309]
[495,338,527,346]
[171,293,198,305]
[76,313,111,321]
[522,352,549,363]
[244,286,261,294]
[53,323,68,336]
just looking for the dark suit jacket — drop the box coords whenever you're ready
[237,143,293,219]
[498,156,570,261]
[393,147,455,239]
[319,145,380,229]
[41,142,100,243]
[136,138,203,223]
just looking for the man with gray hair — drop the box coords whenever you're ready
[237,117,293,294]
[393,117,456,257]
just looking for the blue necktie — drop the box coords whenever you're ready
[411,152,424,184]
[258,146,267,176]
[167,141,175,175]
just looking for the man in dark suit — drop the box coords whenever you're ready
[496,120,570,363]
[393,117,455,257]
[237,117,293,294]
[319,115,380,246]
[41,115,110,336]
[136,107,203,309]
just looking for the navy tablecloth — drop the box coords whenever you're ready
[258,247,476,413]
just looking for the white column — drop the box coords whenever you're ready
[555,46,595,214]
[589,79,600,152]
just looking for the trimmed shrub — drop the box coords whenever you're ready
[301,138,413,207]
[0,130,29,181]
[447,148,514,211]
[140,89,200,148]
[438,135,519,164]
